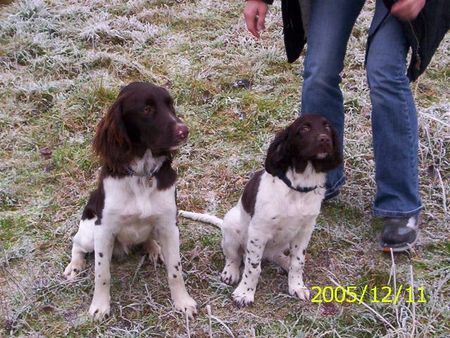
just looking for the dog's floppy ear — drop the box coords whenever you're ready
[265,127,292,176]
[313,126,343,172]
[93,97,132,173]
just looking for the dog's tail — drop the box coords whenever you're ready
[178,210,223,228]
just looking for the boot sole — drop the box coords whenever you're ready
[380,235,418,253]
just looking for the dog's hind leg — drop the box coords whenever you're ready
[220,231,243,285]
[263,246,290,272]
[220,207,244,285]
[64,219,95,280]
[144,238,164,265]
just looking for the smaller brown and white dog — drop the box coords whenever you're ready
[180,115,341,307]
[64,82,197,319]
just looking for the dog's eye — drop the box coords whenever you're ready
[144,106,154,116]
[324,124,331,131]
[300,125,311,132]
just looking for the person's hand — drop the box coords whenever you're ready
[243,0,268,38]
[390,0,426,21]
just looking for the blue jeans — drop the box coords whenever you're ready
[301,0,422,218]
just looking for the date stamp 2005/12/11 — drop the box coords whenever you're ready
[310,285,426,304]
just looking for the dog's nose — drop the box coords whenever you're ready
[318,134,331,145]
[176,124,189,140]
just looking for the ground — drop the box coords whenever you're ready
[0,0,449,337]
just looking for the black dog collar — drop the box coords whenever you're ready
[277,172,318,193]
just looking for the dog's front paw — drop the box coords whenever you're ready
[220,263,240,285]
[89,296,111,320]
[173,295,198,319]
[289,285,310,301]
[232,285,255,307]
[63,260,85,280]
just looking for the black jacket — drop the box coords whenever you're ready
[264,0,449,82]
[383,0,450,81]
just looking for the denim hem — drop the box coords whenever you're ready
[373,206,422,218]
[325,176,346,198]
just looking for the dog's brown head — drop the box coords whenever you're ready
[265,114,342,176]
[93,82,188,174]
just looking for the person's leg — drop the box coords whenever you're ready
[301,0,366,199]
[366,0,422,251]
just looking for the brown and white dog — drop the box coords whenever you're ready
[64,82,197,319]
[180,115,341,306]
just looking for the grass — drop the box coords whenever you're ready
[1,0,449,336]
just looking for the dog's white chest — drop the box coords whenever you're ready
[102,176,174,245]
[286,191,323,218]
[121,178,157,221]
[116,221,153,246]
[254,171,325,247]
[276,213,316,240]
[267,199,317,242]
[104,176,159,221]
